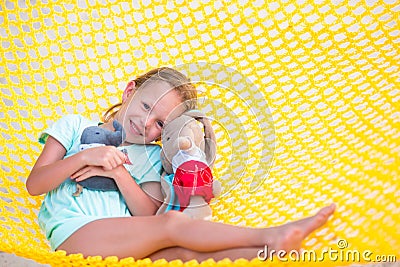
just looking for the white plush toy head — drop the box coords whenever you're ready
[160,110,216,174]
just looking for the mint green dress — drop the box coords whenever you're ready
[37,114,162,250]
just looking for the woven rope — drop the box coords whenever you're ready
[0,1,399,266]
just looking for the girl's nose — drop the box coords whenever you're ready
[142,116,154,129]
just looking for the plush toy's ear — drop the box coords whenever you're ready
[184,110,216,167]
[112,120,126,144]
[199,116,216,167]
[160,148,173,174]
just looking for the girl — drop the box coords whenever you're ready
[26,67,335,262]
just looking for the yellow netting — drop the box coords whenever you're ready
[1,0,399,266]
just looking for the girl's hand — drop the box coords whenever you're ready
[71,165,125,182]
[80,146,126,171]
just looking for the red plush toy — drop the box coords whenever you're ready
[157,110,221,220]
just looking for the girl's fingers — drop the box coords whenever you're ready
[108,150,126,170]
[116,150,126,163]
[76,174,89,182]
[79,147,127,171]
[71,169,81,179]
[75,167,96,182]
[104,158,118,170]
[102,162,112,171]
[102,148,125,170]
[71,167,89,179]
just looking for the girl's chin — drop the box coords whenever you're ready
[124,137,151,145]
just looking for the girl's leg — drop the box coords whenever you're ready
[149,204,336,262]
[58,204,335,260]
[58,211,263,259]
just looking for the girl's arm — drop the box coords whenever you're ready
[26,136,126,196]
[72,165,162,216]
[112,168,163,216]
[27,136,80,195]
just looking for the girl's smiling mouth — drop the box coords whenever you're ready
[129,120,143,136]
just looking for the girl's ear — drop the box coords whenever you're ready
[122,80,136,102]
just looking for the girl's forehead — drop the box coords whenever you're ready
[138,80,172,98]
[138,79,169,89]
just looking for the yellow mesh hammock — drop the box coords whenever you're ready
[1,1,399,266]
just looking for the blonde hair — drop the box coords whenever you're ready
[103,67,197,122]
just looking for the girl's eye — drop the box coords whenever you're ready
[156,121,164,128]
[143,103,150,110]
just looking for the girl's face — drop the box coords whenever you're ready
[116,80,186,144]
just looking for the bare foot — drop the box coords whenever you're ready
[266,204,336,252]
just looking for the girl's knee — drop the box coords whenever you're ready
[163,210,190,222]
[162,211,191,239]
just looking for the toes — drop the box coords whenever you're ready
[314,204,336,225]
[319,203,336,217]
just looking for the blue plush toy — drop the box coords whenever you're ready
[72,120,126,196]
